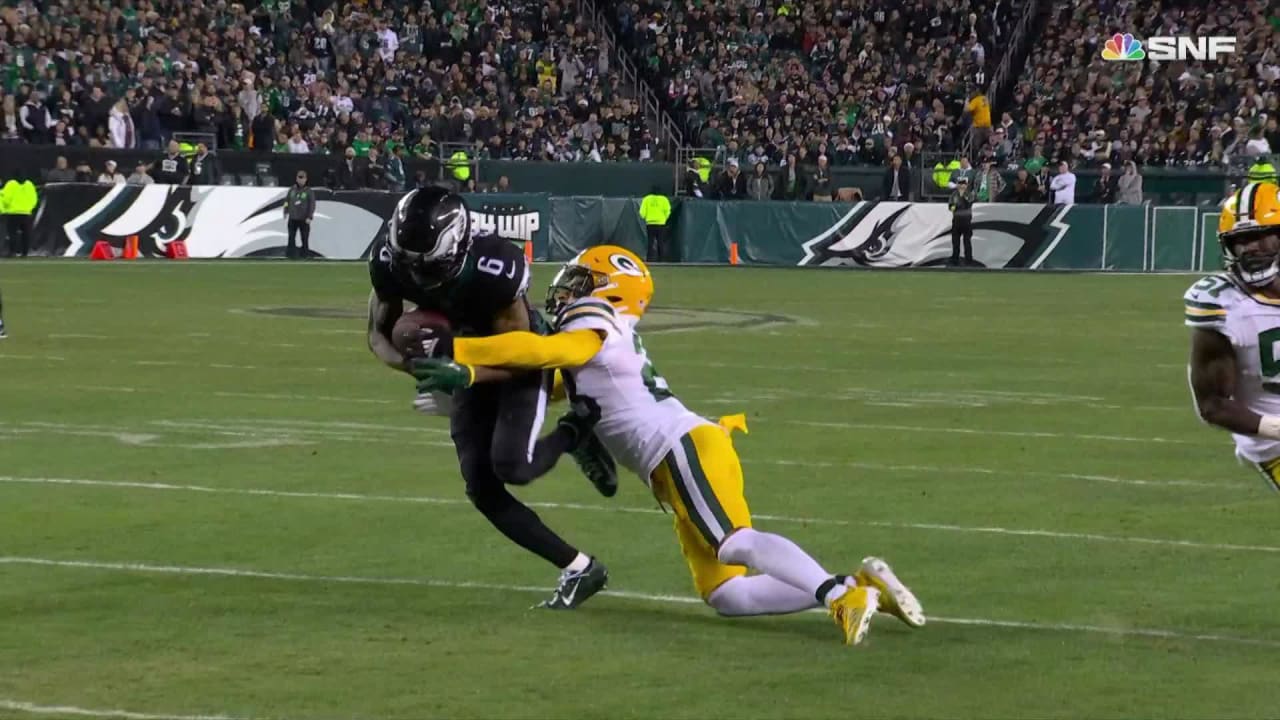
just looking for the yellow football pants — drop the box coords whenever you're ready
[1254,457,1280,493]
[650,422,753,599]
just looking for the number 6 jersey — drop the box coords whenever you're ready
[554,297,708,481]
[1185,273,1280,462]
[369,233,534,336]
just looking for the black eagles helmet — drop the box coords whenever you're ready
[388,186,472,289]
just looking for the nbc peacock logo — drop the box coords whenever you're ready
[1101,33,1145,61]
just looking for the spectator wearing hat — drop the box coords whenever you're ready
[97,161,125,185]
[127,163,155,186]
[716,158,747,200]
[1092,163,1118,204]
[974,159,1005,202]
[948,176,975,267]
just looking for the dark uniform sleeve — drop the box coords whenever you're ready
[367,238,401,302]
[461,235,531,321]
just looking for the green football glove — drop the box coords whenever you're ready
[410,357,475,394]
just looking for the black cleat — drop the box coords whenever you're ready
[536,557,609,610]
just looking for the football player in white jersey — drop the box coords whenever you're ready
[410,245,924,646]
[1187,181,1280,489]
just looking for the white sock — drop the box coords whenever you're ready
[717,528,845,606]
[706,575,820,616]
[564,552,591,573]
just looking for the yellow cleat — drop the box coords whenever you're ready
[855,556,926,628]
[830,585,879,646]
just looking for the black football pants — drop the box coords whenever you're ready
[951,218,973,264]
[287,219,310,258]
[6,215,32,257]
[450,368,581,569]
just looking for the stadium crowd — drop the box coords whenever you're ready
[0,0,662,178]
[0,0,1273,201]
[604,0,1016,168]
[980,0,1279,172]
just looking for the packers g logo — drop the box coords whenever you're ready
[609,253,645,276]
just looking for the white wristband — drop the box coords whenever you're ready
[1259,416,1280,440]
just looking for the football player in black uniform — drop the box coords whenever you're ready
[367,186,614,609]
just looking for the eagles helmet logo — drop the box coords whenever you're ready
[798,202,1070,268]
[61,185,387,258]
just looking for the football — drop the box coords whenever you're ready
[392,308,451,357]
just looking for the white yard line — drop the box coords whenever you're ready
[751,458,1233,489]
[0,354,68,361]
[3,555,1277,649]
[0,421,453,449]
[211,392,391,405]
[0,699,250,720]
[791,421,1215,446]
[1,475,1272,554]
[4,357,335,374]
[0,416,1229,488]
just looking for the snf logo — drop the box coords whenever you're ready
[1101,33,1237,61]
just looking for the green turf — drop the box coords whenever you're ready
[2,261,1279,720]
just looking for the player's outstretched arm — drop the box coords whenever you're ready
[409,333,602,394]
[367,289,410,373]
[1190,327,1275,436]
[456,330,604,370]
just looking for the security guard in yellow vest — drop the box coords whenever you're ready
[931,162,949,192]
[1248,158,1277,184]
[696,157,712,184]
[639,185,672,262]
[944,158,961,189]
[1,175,37,257]
[448,150,472,189]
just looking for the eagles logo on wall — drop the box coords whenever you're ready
[61,185,390,258]
[798,202,1072,269]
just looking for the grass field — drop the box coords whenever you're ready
[2,261,1279,720]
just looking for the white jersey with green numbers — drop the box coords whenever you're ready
[1185,273,1280,462]
[554,297,707,481]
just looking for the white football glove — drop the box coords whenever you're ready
[412,391,454,416]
